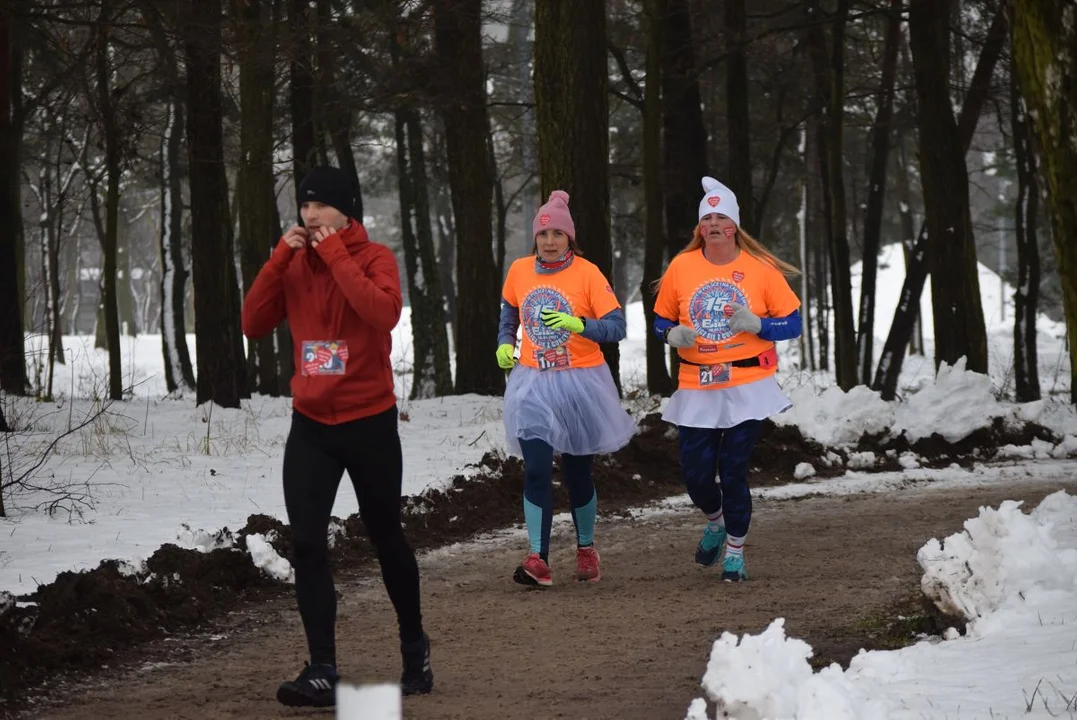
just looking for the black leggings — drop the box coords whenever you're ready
[282,406,424,667]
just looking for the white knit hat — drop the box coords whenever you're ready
[697,176,741,226]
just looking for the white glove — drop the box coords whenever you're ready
[726,303,762,334]
[665,325,697,348]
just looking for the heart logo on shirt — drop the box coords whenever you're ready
[337,344,349,362]
[732,271,744,282]
[723,304,736,318]
[707,196,720,207]
[303,360,322,376]
[316,347,333,365]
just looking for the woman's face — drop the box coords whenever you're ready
[699,213,738,243]
[535,229,571,262]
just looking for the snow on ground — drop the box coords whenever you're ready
[686,490,1077,720]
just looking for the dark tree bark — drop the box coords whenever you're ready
[534,0,619,390]
[432,0,503,396]
[1010,58,1041,402]
[143,0,196,393]
[724,0,753,234]
[94,2,123,401]
[856,0,902,385]
[0,5,26,395]
[185,0,249,408]
[661,0,709,386]
[873,4,1006,399]
[641,0,672,395]
[1012,0,1077,404]
[234,0,281,397]
[289,0,316,223]
[317,0,362,219]
[907,0,987,375]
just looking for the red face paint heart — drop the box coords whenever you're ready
[336,344,349,362]
[732,271,744,282]
[539,215,551,226]
[707,196,720,207]
[723,226,736,237]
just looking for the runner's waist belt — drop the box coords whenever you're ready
[676,346,778,369]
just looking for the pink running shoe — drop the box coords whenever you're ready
[513,552,552,587]
[575,546,601,582]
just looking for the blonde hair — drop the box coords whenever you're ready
[652,224,800,294]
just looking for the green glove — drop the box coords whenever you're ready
[541,310,584,334]
[496,343,517,370]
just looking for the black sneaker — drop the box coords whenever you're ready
[276,661,339,707]
[400,633,433,695]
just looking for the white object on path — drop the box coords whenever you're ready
[335,683,402,720]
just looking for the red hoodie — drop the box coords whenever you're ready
[242,223,401,425]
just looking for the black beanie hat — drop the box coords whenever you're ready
[297,166,357,220]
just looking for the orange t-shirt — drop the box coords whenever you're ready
[502,256,622,371]
[654,248,801,390]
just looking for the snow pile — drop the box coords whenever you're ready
[684,619,889,720]
[685,491,1077,719]
[175,523,235,552]
[918,491,1077,635]
[245,533,294,583]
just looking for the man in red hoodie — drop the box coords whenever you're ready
[242,166,432,707]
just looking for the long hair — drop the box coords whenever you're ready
[652,224,800,294]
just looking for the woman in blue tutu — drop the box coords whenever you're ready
[495,190,637,586]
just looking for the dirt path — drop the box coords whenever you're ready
[24,479,1074,720]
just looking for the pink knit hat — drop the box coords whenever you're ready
[533,190,575,240]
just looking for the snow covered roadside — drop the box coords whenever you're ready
[685,490,1077,719]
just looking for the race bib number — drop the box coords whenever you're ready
[535,346,571,371]
[302,340,348,376]
[698,363,731,387]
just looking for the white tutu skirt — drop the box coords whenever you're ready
[503,364,638,457]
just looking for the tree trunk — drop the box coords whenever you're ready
[0,5,25,395]
[235,0,281,397]
[661,0,709,387]
[317,0,362,219]
[1010,58,1041,402]
[433,0,503,396]
[534,0,618,390]
[290,0,316,223]
[641,0,672,395]
[856,0,902,385]
[185,0,249,408]
[907,0,988,375]
[142,0,196,394]
[1011,0,1077,404]
[873,3,1006,398]
[724,0,753,234]
[895,141,923,356]
[95,4,124,401]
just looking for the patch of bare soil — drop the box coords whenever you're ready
[0,410,1068,718]
[20,481,1073,720]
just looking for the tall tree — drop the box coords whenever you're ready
[1009,59,1041,402]
[873,4,1006,399]
[1011,0,1077,404]
[94,1,124,401]
[432,0,503,396]
[725,0,753,234]
[907,0,988,375]
[143,0,196,393]
[317,0,362,218]
[534,0,618,388]
[289,0,315,221]
[807,0,856,391]
[0,5,26,394]
[641,0,672,395]
[856,0,902,385]
[234,0,281,396]
[185,0,249,407]
[661,0,709,388]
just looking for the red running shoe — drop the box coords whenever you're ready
[513,552,552,587]
[575,545,601,582]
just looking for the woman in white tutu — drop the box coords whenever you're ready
[495,189,637,587]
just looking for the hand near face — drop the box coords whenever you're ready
[282,226,309,250]
[310,225,338,249]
